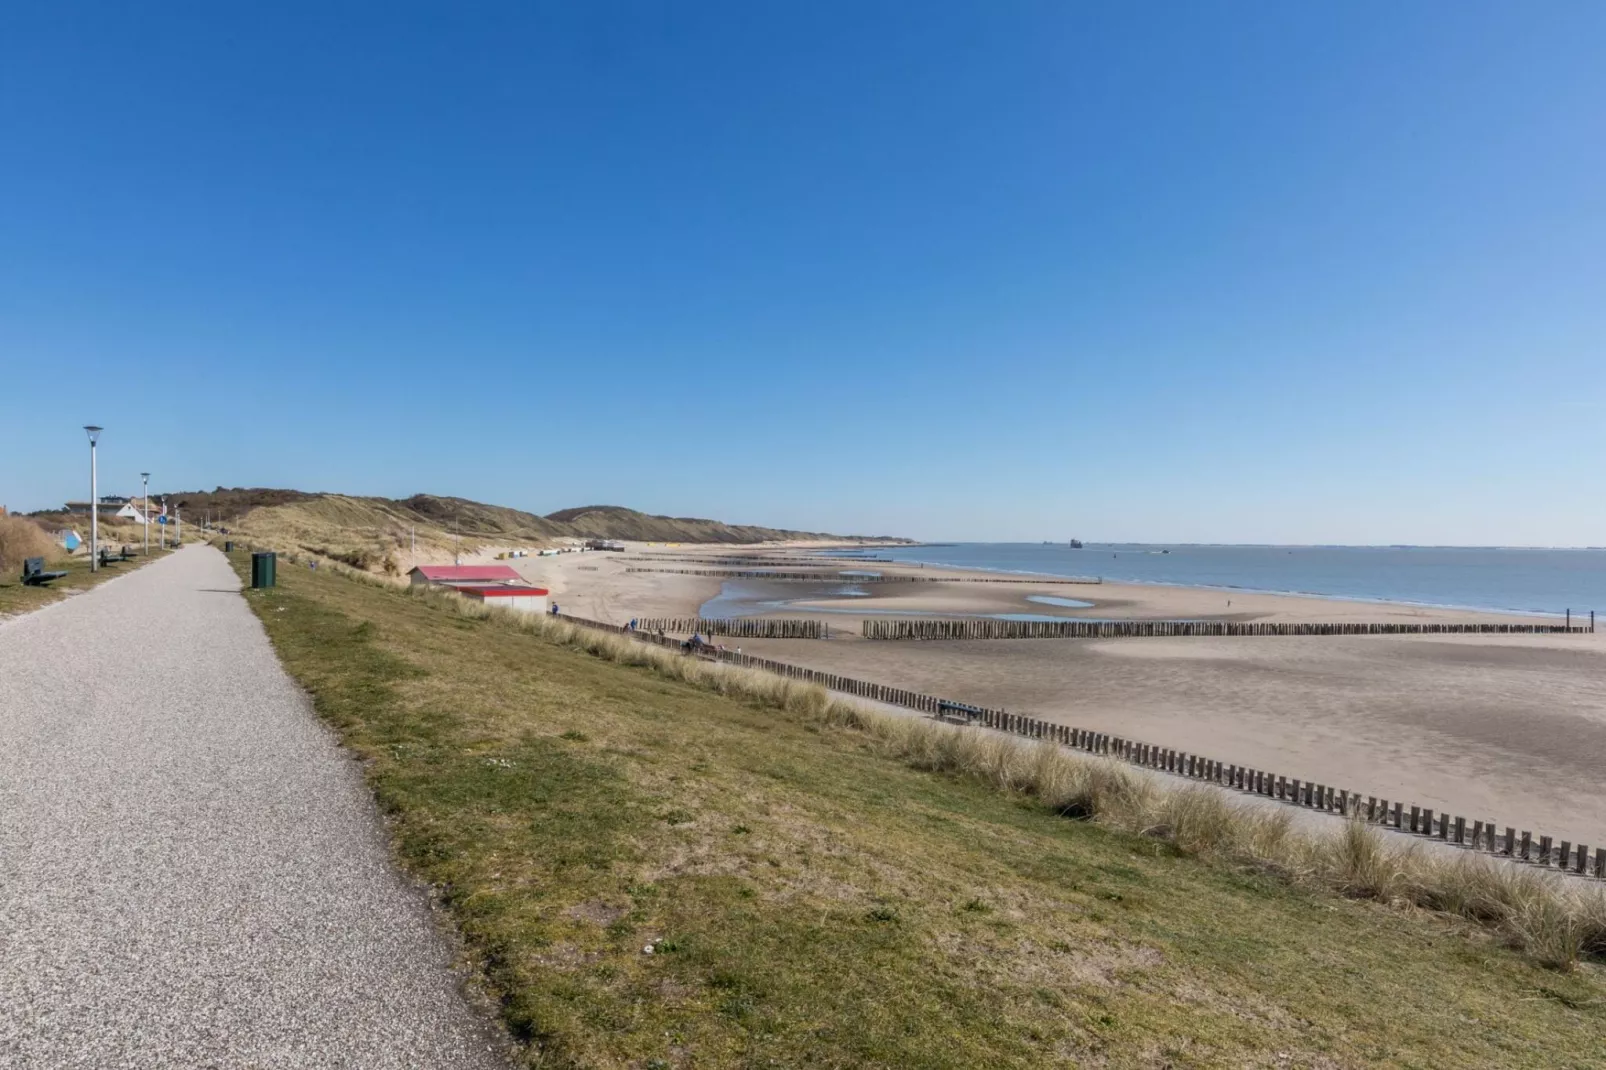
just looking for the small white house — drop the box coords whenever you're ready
[114,504,148,524]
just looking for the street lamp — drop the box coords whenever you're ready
[141,472,150,556]
[84,426,102,571]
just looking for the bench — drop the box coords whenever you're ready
[937,700,986,725]
[21,557,68,586]
[98,548,121,567]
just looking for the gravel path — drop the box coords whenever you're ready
[0,546,512,1068]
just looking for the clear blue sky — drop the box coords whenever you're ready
[4,3,1603,544]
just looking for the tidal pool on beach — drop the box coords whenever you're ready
[1026,595,1095,609]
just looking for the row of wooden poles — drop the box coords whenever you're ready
[635,617,825,639]
[864,617,1596,640]
[624,568,1102,585]
[552,610,1603,880]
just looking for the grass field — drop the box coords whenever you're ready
[0,537,172,617]
[232,551,1606,1068]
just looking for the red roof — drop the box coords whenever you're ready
[460,585,550,599]
[410,564,523,582]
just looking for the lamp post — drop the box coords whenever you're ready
[141,472,150,556]
[84,426,102,570]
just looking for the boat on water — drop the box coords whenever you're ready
[1068,539,1083,549]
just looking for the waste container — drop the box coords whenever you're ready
[224,540,234,553]
[251,551,277,589]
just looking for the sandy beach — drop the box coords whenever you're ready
[437,542,1606,846]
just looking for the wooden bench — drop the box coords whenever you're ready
[937,700,985,726]
[21,557,68,586]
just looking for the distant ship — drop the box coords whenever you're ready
[1068,539,1083,549]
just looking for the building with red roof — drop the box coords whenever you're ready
[407,563,551,613]
[454,583,551,614]
[408,564,524,585]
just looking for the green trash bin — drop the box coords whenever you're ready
[251,551,277,589]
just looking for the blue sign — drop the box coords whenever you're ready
[157,516,168,525]
[64,531,82,551]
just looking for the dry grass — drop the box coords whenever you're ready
[0,514,60,573]
[398,582,1606,972]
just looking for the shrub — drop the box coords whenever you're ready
[0,515,61,573]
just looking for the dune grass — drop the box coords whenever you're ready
[233,549,1606,1068]
[0,514,61,573]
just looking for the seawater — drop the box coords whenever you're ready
[826,544,1606,617]
[698,579,1068,622]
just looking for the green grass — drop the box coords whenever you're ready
[0,543,172,616]
[232,551,1606,1069]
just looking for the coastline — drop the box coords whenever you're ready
[843,544,1596,621]
[424,538,1606,846]
[434,539,1595,627]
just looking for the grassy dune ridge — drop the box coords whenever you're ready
[170,487,896,572]
[232,550,1606,1068]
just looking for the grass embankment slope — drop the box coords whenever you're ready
[0,515,168,616]
[234,553,1606,1069]
[180,487,898,572]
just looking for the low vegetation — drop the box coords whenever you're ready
[236,552,1606,1068]
[164,487,896,574]
[0,516,167,616]
[0,513,60,573]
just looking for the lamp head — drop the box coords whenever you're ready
[141,471,149,481]
[84,425,102,444]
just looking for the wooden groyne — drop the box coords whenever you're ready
[551,610,1604,879]
[625,568,1102,585]
[864,618,1595,640]
[635,617,825,639]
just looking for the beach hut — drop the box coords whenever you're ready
[407,564,524,587]
[454,584,550,614]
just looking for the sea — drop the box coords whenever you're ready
[814,544,1606,618]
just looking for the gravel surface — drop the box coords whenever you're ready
[0,547,513,1068]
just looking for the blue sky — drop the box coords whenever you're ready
[3,3,1603,543]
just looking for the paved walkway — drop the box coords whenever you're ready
[0,547,510,1068]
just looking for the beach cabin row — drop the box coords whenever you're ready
[407,564,550,614]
